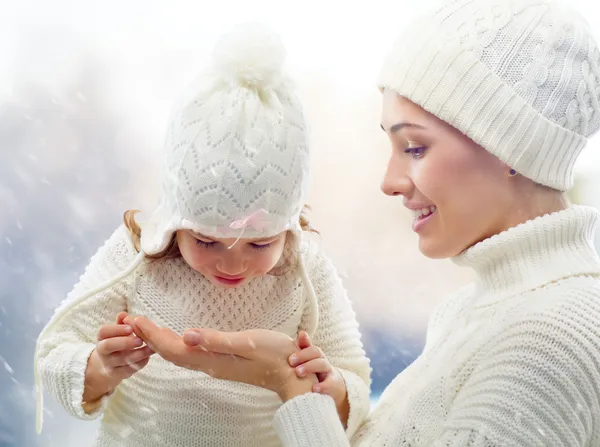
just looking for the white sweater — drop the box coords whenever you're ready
[274,206,600,447]
[36,226,371,446]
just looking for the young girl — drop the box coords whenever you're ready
[34,23,371,446]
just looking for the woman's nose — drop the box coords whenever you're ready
[381,154,413,197]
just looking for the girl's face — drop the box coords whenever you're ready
[177,230,287,288]
[379,89,519,258]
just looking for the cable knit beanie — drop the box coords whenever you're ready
[378,0,600,191]
[141,22,311,254]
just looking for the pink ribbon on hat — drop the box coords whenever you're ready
[227,209,270,249]
[229,209,270,232]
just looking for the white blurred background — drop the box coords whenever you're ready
[1,0,599,445]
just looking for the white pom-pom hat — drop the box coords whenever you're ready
[140,22,311,254]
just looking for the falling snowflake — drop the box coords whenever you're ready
[537,428,547,437]
[1,356,13,374]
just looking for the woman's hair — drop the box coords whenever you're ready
[123,205,318,274]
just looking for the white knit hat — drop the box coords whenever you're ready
[140,22,311,254]
[378,0,600,191]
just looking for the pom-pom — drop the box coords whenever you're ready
[211,22,286,89]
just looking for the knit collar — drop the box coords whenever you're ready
[453,206,600,304]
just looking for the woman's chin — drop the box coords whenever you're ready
[418,237,463,259]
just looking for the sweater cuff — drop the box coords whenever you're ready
[274,393,349,447]
[337,368,370,438]
[65,343,112,420]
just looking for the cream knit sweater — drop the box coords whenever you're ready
[275,206,600,446]
[36,226,371,446]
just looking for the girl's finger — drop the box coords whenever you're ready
[116,311,129,325]
[97,335,143,355]
[313,376,337,394]
[295,358,331,377]
[289,346,324,367]
[107,346,155,367]
[296,331,311,350]
[114,357,151,379]
[97,324,133,341]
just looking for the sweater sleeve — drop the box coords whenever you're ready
[35,225,137,420]
[296,245,372,438]
[431,312,600,446]
[274,393,350,447]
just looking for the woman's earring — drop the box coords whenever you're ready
[509,168,517,176]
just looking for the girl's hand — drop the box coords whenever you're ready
[131,316,318,401]
[289,331,350,426]
[83,312,154,412]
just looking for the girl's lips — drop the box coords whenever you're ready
[214,275,244,286]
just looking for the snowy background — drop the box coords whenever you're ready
[1,0,599,445]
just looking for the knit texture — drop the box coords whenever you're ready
[36,226,371,446]
[274,206,600,446]
[140,23,310,255]
[378,0,600,191]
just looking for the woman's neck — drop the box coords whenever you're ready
[509,185,568,227]
[483,184,569,246]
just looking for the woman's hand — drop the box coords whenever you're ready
[131,316,318,401]
[289,331,350,426]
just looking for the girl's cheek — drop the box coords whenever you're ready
[251,251,279,273]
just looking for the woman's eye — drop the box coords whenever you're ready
[404,146,427,159]
[195,239,215,248]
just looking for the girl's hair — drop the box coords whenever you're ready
[123,205,318,274]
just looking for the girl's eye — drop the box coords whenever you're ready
[251,243,271,251]
[404,146,427,159]
[195,239,215,248]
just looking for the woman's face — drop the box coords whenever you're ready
[177,230,287,288]
[380,90,517,258]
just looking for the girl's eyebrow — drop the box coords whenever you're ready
[190,231,215,241]
[246,233,281,243]
[190,231,278,243]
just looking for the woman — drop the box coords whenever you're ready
[132,0,600,445]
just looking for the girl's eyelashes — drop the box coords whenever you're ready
[195,239,215,248]
[250,243,271,251]
[195,239,272,250]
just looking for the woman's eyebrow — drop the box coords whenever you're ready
[380,122,425,133]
